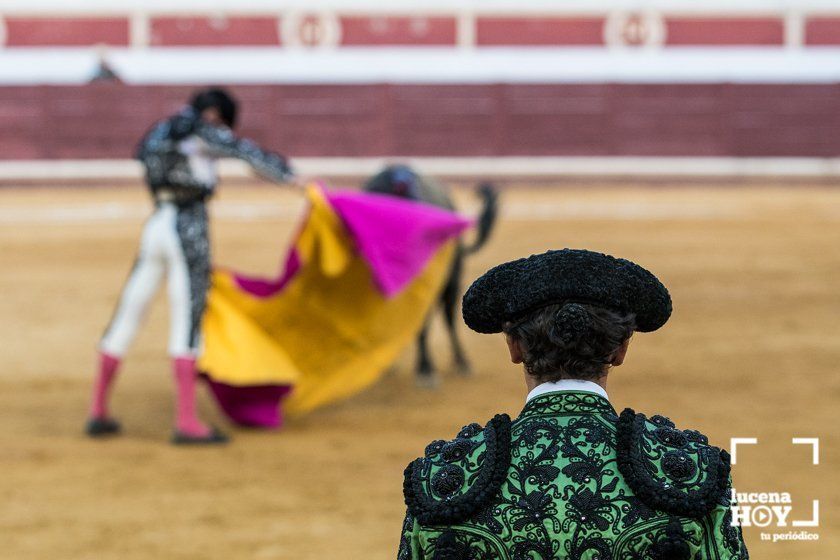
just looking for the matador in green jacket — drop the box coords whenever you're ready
[398,249,748,559]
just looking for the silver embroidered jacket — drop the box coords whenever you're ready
[136,107,293,204]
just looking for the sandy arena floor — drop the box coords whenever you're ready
[0,182,838,559]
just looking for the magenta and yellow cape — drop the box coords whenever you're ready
[199,186,472,427]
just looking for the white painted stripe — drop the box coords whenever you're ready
[0,199,741,226]
[2,48,840,84]
[2,157,840,181]
[0,202,306,224]
[500,201,742,220]
[0,160,146,180]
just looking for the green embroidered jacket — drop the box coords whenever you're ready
[398,391,748,560]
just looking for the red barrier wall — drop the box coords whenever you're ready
[7,14,840,47]
[1,83,838,159]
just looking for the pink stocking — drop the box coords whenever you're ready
[90,352,121,419]
[172,357,211,437]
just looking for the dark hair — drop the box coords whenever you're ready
[190,87,238,128]
[503,302,636,382]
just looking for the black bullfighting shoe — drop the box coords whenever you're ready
[171,427,229,446]
[85,417,122,437]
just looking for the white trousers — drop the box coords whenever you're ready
[100,202,209,358]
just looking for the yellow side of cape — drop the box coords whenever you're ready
[199,187,455,415]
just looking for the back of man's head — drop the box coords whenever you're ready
[503,303,636,382]
[190,87,238,128]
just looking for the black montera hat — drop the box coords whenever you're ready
[462,249,672,334]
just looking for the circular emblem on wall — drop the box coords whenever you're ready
[281,12,342,49]
[604,11,666,48]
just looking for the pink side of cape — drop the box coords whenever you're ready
[324,189,472,298]
[231,188,472,298]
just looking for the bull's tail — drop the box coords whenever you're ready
[463,182,499,255]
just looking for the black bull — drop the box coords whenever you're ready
[363,169,499,386]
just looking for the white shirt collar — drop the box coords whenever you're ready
[526,379,609,403]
